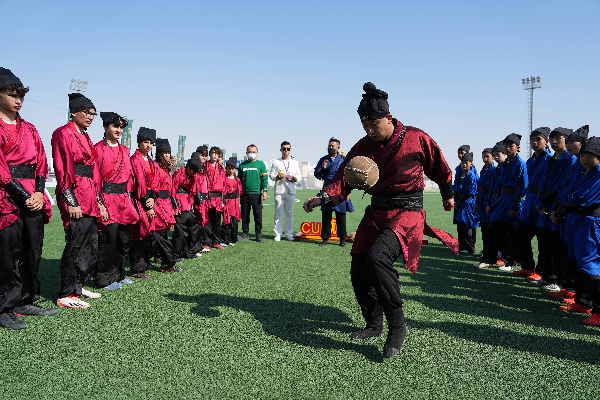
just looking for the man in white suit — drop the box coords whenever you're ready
[269,141,302,241]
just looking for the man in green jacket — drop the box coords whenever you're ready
[238,144,268,242]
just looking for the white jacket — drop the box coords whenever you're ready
[269,158,302,195]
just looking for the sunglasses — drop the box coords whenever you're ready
[281,147,291,151]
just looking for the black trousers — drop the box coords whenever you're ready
[208,209,223,244]
[130,230,176,272]
[241,193,262,235]
[350,229,405,330]
[580,274,600,313]
[457,223,476,253]
[321,209,347,240]
[18,207,44,305]
[222,218,239,243]
[96,223,131,287]
[512,221,538,270]
[59,216,98,298]
[486,220,514,263]
[0,219,23,313]
[538,229,565,284]
[172,211,201,258]
[154,229,176,268]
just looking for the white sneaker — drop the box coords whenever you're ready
[220,242,228,247]
[227,242,235,246]
[498,265,514,272]
[474,262,491,269]
[286,236,294,241]
[57,296,90,309]
[274,236,281,242]
[81,288,102,299]
[201,246,211,253]
[103,282,122,290]
[119,278,134,285]
[542,283,561,292]
[459,250,470,255]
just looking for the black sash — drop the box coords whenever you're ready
[371,192,423,210]
[9,164,35,179]
[102,182,127,194]
[75,163,93,178]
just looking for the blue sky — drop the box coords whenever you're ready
[3,0,599,170]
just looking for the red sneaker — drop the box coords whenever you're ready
[559,304,592,314]
[562,298,576,305]
[495,259,505,267]
[512,269,535,277]
[547,289,576,299]
[212,243,225,250]
[582,313,600,326]
[526,272,543,281]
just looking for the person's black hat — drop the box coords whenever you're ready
[155,138,171,154]
[482,147,494,154]
[0,67,22,90]
[567,125,589,143]
[461,152,474,162]
[68,93,95,114]
[100,111,127,127]
[581,137,600,158]
[503,133,521,146]
[357,82,389,121]
[137,127,156,143]
[550,127,574,138]
[226,157,238,168]
[196,145,208,153]
[531,127,551,140]
[458,145,470,152]
[186,152,202,172]
[492,141,504,153]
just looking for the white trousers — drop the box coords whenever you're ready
[274,192,295,238]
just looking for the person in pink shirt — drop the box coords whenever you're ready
[204,146,226,249]
[222,158,242,245]
[93,112,139,290]
[172,151,202,259]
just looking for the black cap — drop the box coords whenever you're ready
[458,145,470,152]
[531,127,551,140]
[461,152,474,162]
[68,93,95,114]
[100,112,127,128]
[226,157,238,168]
[137,127,156,144]
[581,137,600,158]
[492,141,504,153]
[196,145,208,153]
[186,152,203,172]
[482,147,493,154]
[357,82,389,121]
[567,125,589,143]
[550,127,574,138]
[155,138,171,154]
[503,133,521,146]
[0,67,22,90]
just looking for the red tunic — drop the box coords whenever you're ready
[94,140,139,229]
[130,150,157,240]
[324,119,458,273]
[223,176,242,224]
[192,171,209,226]
[171,167,194,212]
[51,122,100,227]
[153,165,176,231]
[204,161,225,212]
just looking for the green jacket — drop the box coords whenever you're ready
[238,160,268,194]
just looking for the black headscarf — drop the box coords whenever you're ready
[567,125,589,143]
[100,111,127,128]
[68,93,95,114]
[482,147,493,154]
[0,67,22,90]
[503,133,521,146]
[492,141,504,153]
[461,152,474,162]
[226,157,238,168]
[458,145,470,152]
[357,82,389,121]
[581,137,600,158]
[550,127,574,139]
[137,127,156,144]
[531,127,550,140]
[186,152,202,172]
[155,138,171,154]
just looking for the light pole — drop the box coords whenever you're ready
[68,79,88,121]
[522,76,541,155]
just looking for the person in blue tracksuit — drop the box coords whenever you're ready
[454,152,479,254]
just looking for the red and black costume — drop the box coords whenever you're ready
[204,160,226,245]
[172,153,202,258]
[94,133,139,287]
[151,156,177,265]
[222,173,242,244]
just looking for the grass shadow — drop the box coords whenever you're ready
[166,292,384,362]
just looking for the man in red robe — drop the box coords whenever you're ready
[172,152,202,259]
[304,82,456,358]
[94,112,139,290]
[52,93,107,308]
[0,67,56,329]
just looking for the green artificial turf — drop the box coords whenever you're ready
[1,191,599,399]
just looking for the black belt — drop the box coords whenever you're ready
[9,164,35,179]
[455,193,473,201]
[158,190,170,199]
[102,182,127,194]
[570,205,600,217]
[528,184,538,194]
[209,191,223,198]
[224,193,239,199]
[197,193,208,200]
[501,187,516,195]
[478,187,488,194]
[75,163,93,178]
[371,192,423,210]
[177,187,189,194]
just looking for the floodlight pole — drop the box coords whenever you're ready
[521,76,542,155]
[67,79,88,121]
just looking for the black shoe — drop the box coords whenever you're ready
[239,233,249,241]
[339,239,346,247]
[255,235,263,243]
[319,240,328,246]
[349,326,383,340]
[383,323,408,358]
[0,312,27,330]
[14,303,58,317]
[161,266,184,273]
[131,272,151,279]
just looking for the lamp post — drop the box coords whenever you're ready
[67,79,88,121]
[522,76,541,155]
